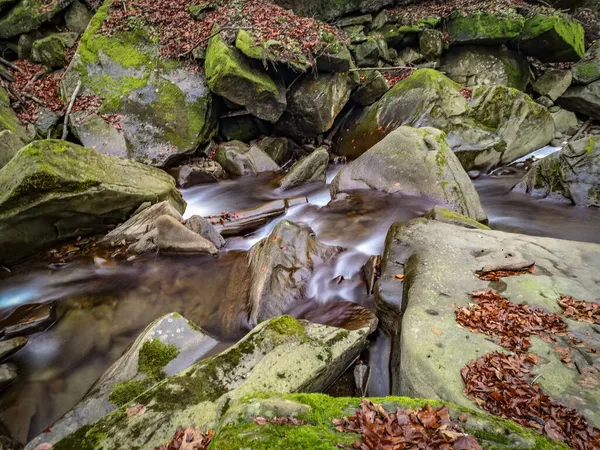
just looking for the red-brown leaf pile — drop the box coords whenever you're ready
[10,60,63,122]
[384,69,414,87]
[154,426,214,450]
[462,351,600,450]
[456,290,566,353]
[99,0,342,63]
[389,0,527,22]
[332,400,482,450]
[558,295,600,325]
[475,264,535,281]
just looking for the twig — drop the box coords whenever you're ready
[0,56,22,73]
[62,80,82,140]
[121,0,127,11]
[22,92,45,106]
[23,70,46,91]
[178,26,254,58]
[348,66,415,72]
[568,118,592,142]
[532,373,543,384]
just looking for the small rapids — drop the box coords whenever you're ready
[0,166,599,441]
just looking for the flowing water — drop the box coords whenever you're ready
[0,166,599,442]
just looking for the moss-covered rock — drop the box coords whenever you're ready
[235,29,310,72]
[423,205,491,230]
[206,31,286,122]
[51,316,376,450]
[276,72,351,139]
[447,10,524,44]
[331,126,488,223]
[211,393,569,449]
[0,0,74,39]
[0,87,31,144]
[519,13,585,62]
[61,0,216,166]
[271,0,394,22]
[0,140,185,264]
[513,135,600,206]
[0,130,25,169]
[31,32,79,67]
[572,41,600,85]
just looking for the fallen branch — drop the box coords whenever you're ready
[23,70,47,91]
[0,56,22,73]
[62,80,82,140]
[22,92,45,106]
[178,26,254,58]
[568,118,592,142]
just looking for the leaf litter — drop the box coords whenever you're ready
[558,295,600,325]
[154,426,214,450]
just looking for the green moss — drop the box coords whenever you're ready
[138,338,179,380]
[585,137,596,153]
[109,380,151,407]
[447,10,524,43]
[521,14,585,59]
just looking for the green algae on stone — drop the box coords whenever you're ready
[31,32,79,67]
[519,13,585,62]
[235,29,309,71]
[138,339,179,380]
[108,380,151,407]
[447,10,524,44]
[424,206,491,230]
[572,41,600,85]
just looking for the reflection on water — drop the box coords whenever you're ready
[0,167,599,442]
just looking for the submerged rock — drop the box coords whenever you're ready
[61,1,216,166]
[376,218,600,427]
[0,0,74,38]
[0,140,184,264]
[27,313,219,449]
[215,141,279,177]
[279,147,329,190]
[513,135,600,206]
[51,316,375,449]
[331,127,487,223]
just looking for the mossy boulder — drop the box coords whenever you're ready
[69,111,128,157]
[0,0,74,39]
[206,31,286,122]
[0,140,185,264]
[279,147,329,190]
[0,130,25,169]
[447,10,524,44]
[51,316,376,450]
[513,135,600,206]
[0,87,31,144]
[235,29,310,72]
[440,45,530,91]
[31,32,79,68]
[519,13,585,62]
[572,41,600,85]
[276,72,351,139]
[26,313,218,449]
[331,126,488,223]
[376,218,600,428]
[61,0,216,166]
[334,69,554,172]
[423,205,491,230]
[377,18,440,47]
[211,393,569,449]
[271,0,394,22]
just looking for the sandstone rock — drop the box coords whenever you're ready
[331,127,488,223]
[533,69,572,101]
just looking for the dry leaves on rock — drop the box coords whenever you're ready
[462,351,600,450]
[455,290,566,353]
[333,399,482,450]
[558,295,600,325]
[154,426,214,450]
[475,262,535,281]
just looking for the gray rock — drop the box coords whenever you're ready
[0,0,74,39]
[35,108,61,138]
[419,29,443,59]
[376,218,600,427]
[446,10,524,44]
[65,0,92,33]
[315,46,354,73]
[185,215,225,248]
[167,159,224,188]
[536,95,554,108]
[26,313,219,449]
[353,37,388,67]
[572,41,600,85]
[0,364,17,389]
[271,0,393,21]
[396,47,424,66]
[155,215,218,255]
[513,135,600,206]
[215,141,279,177]
[351,70,390,106]
[533,69,572,101]
[52,315,376,449]
[344,24,368,44]
[0,140,185,264]
[551,108,578,134]
[331,126,487,223]
[253,136,297,166]
[69,112,128,158]
[519,13,585,62]
[372,9,390,30]
[31,32,79,68]
[0,337,27,361]
[17,31,41,60]
[558,79,600,120]
[279,147,329,190]
[337,14,372,27]
[276,72,352,139]
[0,130,24,169]
[220,114,263,142]
[440,45,530,91]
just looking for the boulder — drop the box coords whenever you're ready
[0,0,74,38]
[235,29,310,72]
[351,70,390,106]
[155,215,218,255]
[439,45,530,91]
[0,337,27,361]
[26,313,219,449]
[572,41,600,85]
[34,108,61,138]
[271,0,394,21]
[352,37,388,67]
[0,130,24,169]
[423,205,490,230]
[206,31,286,122]
[533,69,572,101]
[276,72,351,139]
[558,79,600,119]
[0,140,185,264]
[167,159,224,188]
[315,46,354,73]
[253,136,298,166]
[215,141,279,177]
[337,14,372,27]
[61,1,216,166]
[378,19,440,48]
[331,127,488,223]
[184,215,226,249]
[375,218,600,428]
[446,10,524,44]
[279,147,329,190]
[51,316,376,449]
[220,114,263,142]
[212,393,567,449]
[69,112,128,158]
[519,13,585,62]
[0,88,31,144]
[419,29,443,59]
[334,69,554,171]
[513,135,600,206]
[551,108,578,134]
[65,0,93,33]
[31,32,78,67]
